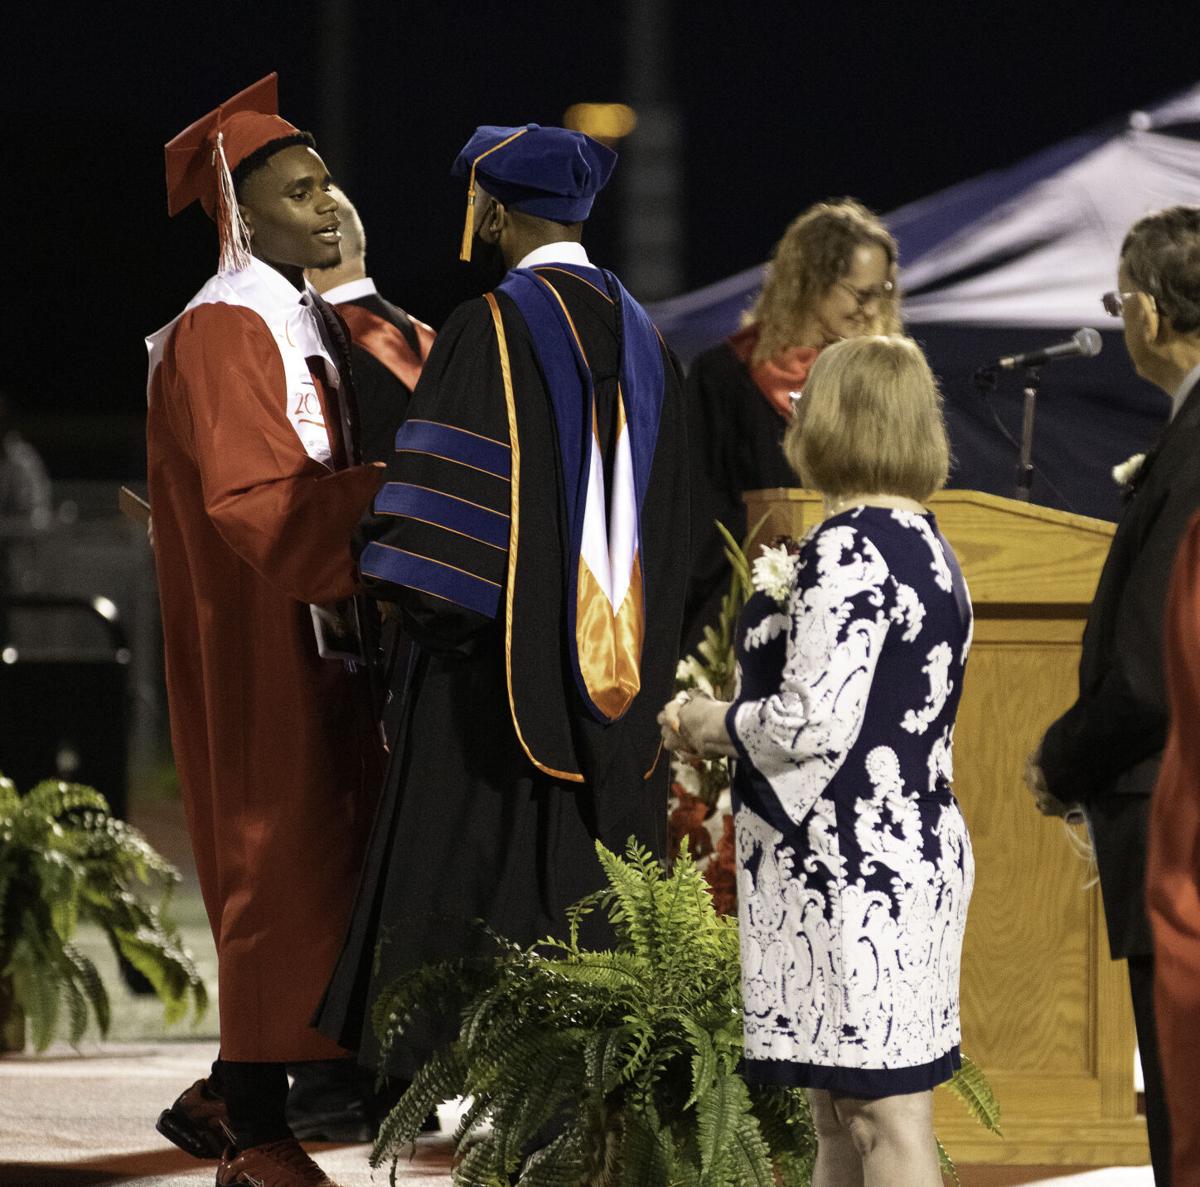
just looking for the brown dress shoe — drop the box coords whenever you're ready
[216,1137,341,1186]
[155,1076,233,1159]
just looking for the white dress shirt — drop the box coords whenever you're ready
[319,276,379,305]
[1170,361,1200,421]
[514,241,593,271]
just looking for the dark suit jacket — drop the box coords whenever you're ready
[336,291,430,465]
[329,287,433,743]
[1041,374,1200,957]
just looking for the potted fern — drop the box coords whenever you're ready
[370,840,999,1186]
[0,773,207,1052]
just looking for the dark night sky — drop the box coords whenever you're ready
[4,0,1198,477]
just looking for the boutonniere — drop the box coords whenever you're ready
[1112,452,1146,494]
[751,535,802,606]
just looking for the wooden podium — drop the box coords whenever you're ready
[742,488,1150,1166]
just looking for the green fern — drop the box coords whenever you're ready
[696,1071,751,1183]
[683,1018,718,1110]
[11,936,60,1050]
[371,838,999,1187]
[727,1112,776,1187]
[938,1136,960,1185]
[520,1123,596,1187]
[620,1105,674,1187]
[945,1054,1002,1135]
[60,940,109,1038]
[371,1043,466,1166]
[583,1026,632,1100]
[0,774,207,1051]
[451,1134,508,1187]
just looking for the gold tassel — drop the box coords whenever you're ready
[457,127,533,265]
[459,164,477,263]
[213,131,253,275]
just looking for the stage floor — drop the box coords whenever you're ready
[0,1038,1154,1187]
[0,799,1156,1186]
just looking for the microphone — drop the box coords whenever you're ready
[995,327,1103,370]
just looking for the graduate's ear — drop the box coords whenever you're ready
[238,204,255,240]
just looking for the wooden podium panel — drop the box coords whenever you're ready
[742,488,1149,1166]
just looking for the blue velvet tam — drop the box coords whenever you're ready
[452,123,617,225]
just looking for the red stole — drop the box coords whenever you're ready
[337,304,434,393]
[728,324,820,420]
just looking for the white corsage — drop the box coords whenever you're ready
[1112,452,1146,488]
[751,541,800,606]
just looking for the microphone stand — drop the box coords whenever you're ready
[1014,366,1041,502]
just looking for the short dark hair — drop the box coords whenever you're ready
[1121,205,1200,335]
[232,132,317,198]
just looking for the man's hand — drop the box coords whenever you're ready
[660,690,737,759]
[658,693,698,758]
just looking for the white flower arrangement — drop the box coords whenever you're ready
[751,542,800,606]
[674,656,715,697]
[1112,452,1146,488]
[668,517,761,812]
[670,754,703,799]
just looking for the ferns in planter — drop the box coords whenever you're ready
[0,773,207,1051]
[372,840,812,1186]
[372,839,999,1187]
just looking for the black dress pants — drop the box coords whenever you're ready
[212,1059,291,1150]
[1128,954,1172,1186]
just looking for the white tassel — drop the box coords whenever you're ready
[213,131,253,274]
[1062,814,1099,889]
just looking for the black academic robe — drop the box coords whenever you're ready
[1040,376,1200,958]
[317,266,689,1074]
[683,340,796,651]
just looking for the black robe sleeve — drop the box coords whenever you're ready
[355,298,511,653]
[682,344,751,650]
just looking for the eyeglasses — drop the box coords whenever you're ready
[836,279,895,309]
[1101,289,1154,318]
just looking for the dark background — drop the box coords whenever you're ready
[5,1,1198,479]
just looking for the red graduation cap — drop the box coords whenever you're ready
[164,73,303,272]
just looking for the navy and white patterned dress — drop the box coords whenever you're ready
[726,506,974,1097]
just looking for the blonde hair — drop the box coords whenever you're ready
[331,186,367,263]
[784,335,950,501]
[746,198,900,365]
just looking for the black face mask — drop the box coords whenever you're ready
[465,234,509,292]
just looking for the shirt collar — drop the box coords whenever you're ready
[243,255,308,311]
[514,241,592,271]
[1170,361,1200,421]
[233,258,340,381]
[319,276,378,306]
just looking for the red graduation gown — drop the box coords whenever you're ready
[1148,509,1200,1186]
[147,301,384,1061]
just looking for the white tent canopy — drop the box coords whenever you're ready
[650,83,1200,355]
[903,102,1200,325]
